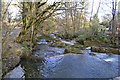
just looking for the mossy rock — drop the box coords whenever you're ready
[84,40,108,47]
[48,41,69,47]
[54,38,60,42]
[108,48,120,54]
[46,39,52,42]
[46,38,57,42]
[22,48,32,57]
[33,44,40,50]
[74,38,84,45]
[91,46,120,54]
[70,43,84,48]
[89,53,96,56]
[22,56,44,60]
[64,44,84,54]
[37,35,51,39]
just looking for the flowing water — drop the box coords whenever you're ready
[4,34,120,78]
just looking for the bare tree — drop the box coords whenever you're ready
[118,1,120,46]
[112,0,117,44]
[96,0,101,15]
[90,0,94,23]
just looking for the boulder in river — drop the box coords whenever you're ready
[91,46,120,54]
[64,44,84,54]
[89,53,96,56]
[84,40,109,47]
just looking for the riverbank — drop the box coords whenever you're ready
[2,42,32,77]
[2,28,32,77]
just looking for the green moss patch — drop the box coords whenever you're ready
[91,46,120,54]
[89,53,96,56]
[64,44,84,54]
[84,40,110,47]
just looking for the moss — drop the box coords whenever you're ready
[46,39,51,42]
[74,38,84,45]
[84,40,109,47]
[22,48,31,57]
[70,43,84,48]
[64,44,84,54]
[2,55,21,77]
[48,41,69,47]
[22,56,44,60]
[91,46,120,54]
[109,48,119,54]
[20,43,30,50]
[8,46,12,49]
[54,39,60,42]
[89,53,96,56]
[33,44,40,50]
[2,41,32,77]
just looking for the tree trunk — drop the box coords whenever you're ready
[112,0,117,44]
[96,0,101,15]
[90,0,94,26]
[118,1,120,46]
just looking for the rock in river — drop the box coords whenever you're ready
[64,44,84,54]
[91,46,120,54]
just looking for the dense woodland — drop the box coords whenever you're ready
[2,0,120,48]
[1,0,120,78]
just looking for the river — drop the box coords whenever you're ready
[4,34,120,79]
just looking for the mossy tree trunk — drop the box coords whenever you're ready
[16,1,61,49]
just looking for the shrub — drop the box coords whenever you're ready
[75,14,110,44]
